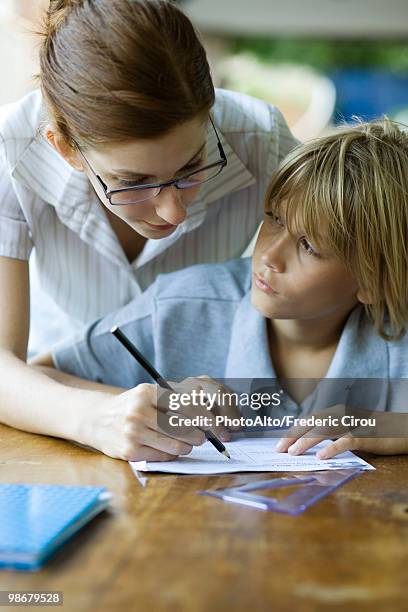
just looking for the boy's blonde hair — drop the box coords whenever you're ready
[266,118,408,340]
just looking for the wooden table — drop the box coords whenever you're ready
[0,424,407,612]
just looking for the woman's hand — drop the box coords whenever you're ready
[178,375,242,430]
[276,405,408,459]
[84,376,241,461]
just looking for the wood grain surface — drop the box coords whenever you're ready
[0,424,407,612]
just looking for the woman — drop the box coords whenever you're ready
[0,0,296,444]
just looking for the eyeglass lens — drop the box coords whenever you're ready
[109,163,224,205]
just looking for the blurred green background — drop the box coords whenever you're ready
[1,0,408,140]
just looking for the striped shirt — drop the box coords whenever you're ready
[0,88,297,353]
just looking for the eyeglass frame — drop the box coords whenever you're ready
[75,116,228,206]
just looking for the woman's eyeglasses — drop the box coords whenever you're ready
[76,117,227,206]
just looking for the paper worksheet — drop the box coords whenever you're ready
[130,437,374,475]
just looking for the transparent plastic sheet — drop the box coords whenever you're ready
[199,468,363,515]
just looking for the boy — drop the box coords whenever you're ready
[37,118,408,461]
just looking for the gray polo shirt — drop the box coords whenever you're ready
[53,257,408,415]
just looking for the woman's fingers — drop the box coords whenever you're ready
[195,375,242,421]
[165,379,233,439]
[128,445,178,463]
[127,380,229,444]
[134,423,194,458]
[129,400,206,446]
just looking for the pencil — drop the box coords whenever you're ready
[110,325,230,459]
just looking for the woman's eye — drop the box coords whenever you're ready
[299,237,319,257]
[181,158,204,173]
[116,158,205,187]
[114,177,149,188]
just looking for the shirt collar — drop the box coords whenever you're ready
[134,121,256,268]
[12,137,91,214]
[11,120,256,269]
[225,291,276,379]
[12,138,129,267]
[325,306,389,379]
[193,118,256,207]
[225,297,389,409]
[315,306,389,412]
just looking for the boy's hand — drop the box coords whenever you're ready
[276,404,408,459]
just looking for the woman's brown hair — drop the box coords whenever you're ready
[40,0,215,148]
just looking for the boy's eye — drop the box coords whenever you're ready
[299,236,320,257]
[266,211,284,226]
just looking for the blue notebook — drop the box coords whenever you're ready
[0,483,112,571]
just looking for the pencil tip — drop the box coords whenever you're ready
[222,449,231,460]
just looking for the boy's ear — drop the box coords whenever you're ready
[356,288,372,305]
[45,126,84,172]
